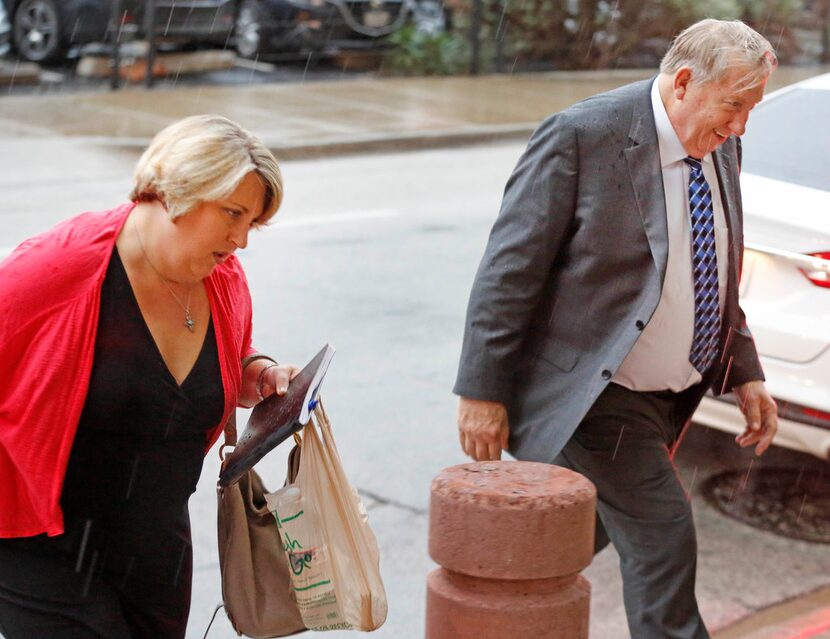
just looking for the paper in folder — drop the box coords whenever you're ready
[218,343,335,487]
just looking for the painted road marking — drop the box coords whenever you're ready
[274,209,400,228]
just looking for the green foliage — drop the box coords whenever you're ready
[662,0,743,20]
[384,25,470,75]
[460,0,808,70]
[478,0,572,64]
[385,0,814,75]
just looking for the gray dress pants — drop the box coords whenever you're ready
[553,382,710,639]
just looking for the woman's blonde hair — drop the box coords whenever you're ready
[130,114,283,222]
[660,19,777,90]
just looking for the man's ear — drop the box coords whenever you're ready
[673,68,693,100]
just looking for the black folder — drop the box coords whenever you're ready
[219,344,335,487]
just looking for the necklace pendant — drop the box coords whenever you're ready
[184,313,195,333]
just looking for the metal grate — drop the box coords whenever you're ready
[702,467,830,544]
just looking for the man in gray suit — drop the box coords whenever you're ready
[454,19,780,639]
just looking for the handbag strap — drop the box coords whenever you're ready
[201,603,225,639]
[219,412,237,461]
[218,352,277,456]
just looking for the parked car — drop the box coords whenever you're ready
[233,0,446,58]
[693,72,830,461]
[0,0,10,57]
[3,0,235,64]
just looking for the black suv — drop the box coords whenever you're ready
[4,0,236,63]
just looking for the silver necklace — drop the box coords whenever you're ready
[133,215,196,333]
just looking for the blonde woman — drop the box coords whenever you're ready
[0,115,296,638]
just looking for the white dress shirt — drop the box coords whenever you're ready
[612,79,730,392]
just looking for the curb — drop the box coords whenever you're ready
[0,60,40,86]
[267,124,536,160]
[713,586,830,639]
[86,123,537,160]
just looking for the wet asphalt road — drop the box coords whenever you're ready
[1,136,828,638]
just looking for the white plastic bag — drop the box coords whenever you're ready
[265,402,387,631]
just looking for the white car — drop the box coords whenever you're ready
[693,73,830,461]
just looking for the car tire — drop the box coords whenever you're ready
[235,0,264,59]
[12,0,65,64]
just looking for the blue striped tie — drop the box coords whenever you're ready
[684,156,721,374]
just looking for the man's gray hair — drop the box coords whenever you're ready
[660,19,777,88]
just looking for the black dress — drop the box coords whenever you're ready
[0,248,224,639]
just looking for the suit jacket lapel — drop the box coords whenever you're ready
[625,82,669,286]
[712,144,741,311]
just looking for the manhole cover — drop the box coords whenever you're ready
[701,467,830,543]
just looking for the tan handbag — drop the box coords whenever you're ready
[214,414,306,638]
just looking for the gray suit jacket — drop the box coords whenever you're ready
[454,78,764,463]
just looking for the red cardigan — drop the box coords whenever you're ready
[0,203,255,537]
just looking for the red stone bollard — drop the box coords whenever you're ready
[426,461,597,639]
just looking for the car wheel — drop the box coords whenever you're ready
[12,0,64,64]
[235,0,263,59]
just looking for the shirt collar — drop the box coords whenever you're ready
[650,78,713,168]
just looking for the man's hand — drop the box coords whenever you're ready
[733,380,778,456]
[457,397,509,461]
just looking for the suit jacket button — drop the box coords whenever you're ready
[601,370,612,380]
[636,320,645,330]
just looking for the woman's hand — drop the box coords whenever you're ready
[257,363,301,401]
[239,357,301,407]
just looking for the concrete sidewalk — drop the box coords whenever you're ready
[0,67,825,158]
[1,66,829,639]
[0,69,647,156]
